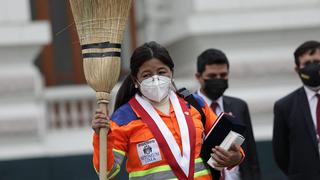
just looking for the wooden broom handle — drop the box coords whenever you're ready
[99,103,109,180]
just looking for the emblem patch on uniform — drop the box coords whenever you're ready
[137,138,162,165]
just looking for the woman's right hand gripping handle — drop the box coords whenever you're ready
[91,108,110,135]
[91,108,115,176]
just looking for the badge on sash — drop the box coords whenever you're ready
[137,138,162,165]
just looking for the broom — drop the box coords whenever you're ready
[69,0,132,179]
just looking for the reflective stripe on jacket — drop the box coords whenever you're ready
[93,94,218,179]
[129,158,210,180]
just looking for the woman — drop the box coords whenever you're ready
[92,41,243,179]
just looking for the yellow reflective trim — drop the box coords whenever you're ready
[108,164,121,179]
[129,165,172,178]
[166,168,210,180]
[129,158,204,178]
[195,158,203,164]
[113,148,126,156]
[93,160,121,179]
[167,177,178,180]
[194,169,211,178]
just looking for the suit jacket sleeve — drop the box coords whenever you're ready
[242,102,261,180]
[272,100,289,175]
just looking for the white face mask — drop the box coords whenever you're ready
[139,75,171,102]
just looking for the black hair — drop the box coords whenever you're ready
[114,41,174,110]
[294,40,320,66]
[197,48,229,74]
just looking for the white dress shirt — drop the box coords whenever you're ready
[197,89,224,115]
[197,89,241,180]
[303,86,320,154]
[304,86,320,131]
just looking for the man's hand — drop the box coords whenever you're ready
[210,144,242,168]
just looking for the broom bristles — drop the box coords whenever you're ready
[69,0,133,103]
[70,0,132,44]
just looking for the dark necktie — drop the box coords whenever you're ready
[316,94,320,137]
[210,102,218,115]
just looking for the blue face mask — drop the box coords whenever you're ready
[299,61,320,87]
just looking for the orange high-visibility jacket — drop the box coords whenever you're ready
[93,94,243,179]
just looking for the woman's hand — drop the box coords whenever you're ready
[210,144,242,168]
[91,108,110,135]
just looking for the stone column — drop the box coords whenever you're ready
[0,0,51,139]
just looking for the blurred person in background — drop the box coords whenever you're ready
[195,48,261,180]
[273,40,320,180]
[91,41,244,180]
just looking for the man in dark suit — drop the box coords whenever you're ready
[195,48,261,180]
[273,41,320,180]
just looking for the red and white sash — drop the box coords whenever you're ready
[129,91,196,180]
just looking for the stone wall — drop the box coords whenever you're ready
[0,0,50,138]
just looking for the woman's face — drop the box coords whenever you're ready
[136,58,173,82]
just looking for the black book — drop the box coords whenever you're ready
[200,112,246,179]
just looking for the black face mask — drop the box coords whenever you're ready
[298,61,320,87]
[203,79,228,100]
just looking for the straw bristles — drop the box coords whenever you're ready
[69,0,132,102]
[69,0,132,44]
[83,56,120,102]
